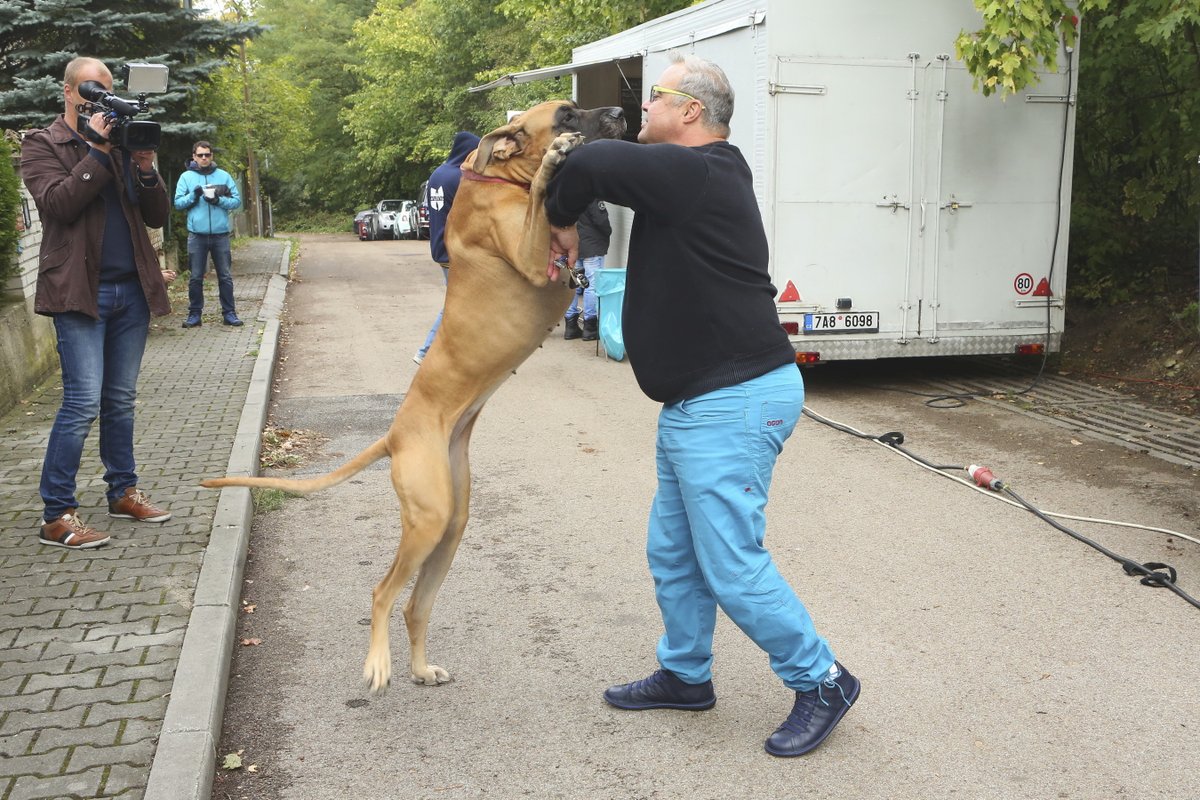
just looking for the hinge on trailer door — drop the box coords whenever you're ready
[1026,94,1075,105]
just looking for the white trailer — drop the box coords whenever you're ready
[473,0,1078,363]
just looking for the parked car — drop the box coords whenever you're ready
[390,200,419,240]
[416,180,431,240]
[353,209,372,241]
[365,199,408,240]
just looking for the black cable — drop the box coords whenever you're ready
[1004,486,1200,610]
[802,407,1199,612]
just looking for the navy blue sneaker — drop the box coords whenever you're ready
[603,669,716,711]
[223,312,244,327]
[764,662,860,757]
[182,312,201,328]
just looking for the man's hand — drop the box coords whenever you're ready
[214,184,232,198]
[130,149,155,173]
[87,112,113,154]
[161,269,177,283]
[204,193,220,206]
[193,185,203,200]
[548,225,579,282]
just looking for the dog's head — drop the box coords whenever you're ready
[467,100,626,183]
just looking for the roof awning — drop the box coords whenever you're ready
[468,53,641,93]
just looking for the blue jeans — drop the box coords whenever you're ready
[187,232,236,315]
[648,363,837,692]
[565,255,602,320]
[40,279,150,520]
[417,265,450,358]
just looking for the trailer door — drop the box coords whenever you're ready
[770,57,923,345]
[922,61,1071,342]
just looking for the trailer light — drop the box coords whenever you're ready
[1015,343,1045,356]
[781,321,800,335]
[795,351,821,365]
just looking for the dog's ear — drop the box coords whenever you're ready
[471,125,527,172]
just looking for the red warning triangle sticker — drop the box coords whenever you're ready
[778,280,801,303]
[1032,278,1052,297]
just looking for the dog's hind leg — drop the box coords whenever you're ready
[404,413,480,685]
[362,436,454,694]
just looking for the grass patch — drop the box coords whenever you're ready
[252,487,288,513]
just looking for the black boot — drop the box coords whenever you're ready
[563,315,582,340]
[581,316,599,341]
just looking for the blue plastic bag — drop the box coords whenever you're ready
[593,268,627,362]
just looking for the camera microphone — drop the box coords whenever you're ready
[77,80,142,116]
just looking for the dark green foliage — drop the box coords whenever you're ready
[0,135,20,287]
[0,0,261,180]
[1068,6,1199,304]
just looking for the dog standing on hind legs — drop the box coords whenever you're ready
[202,100,626,694]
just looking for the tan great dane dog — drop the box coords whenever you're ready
[203,100,626,693]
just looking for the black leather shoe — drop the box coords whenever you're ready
[603,669,716,711]
[764,662,860,757]
[581,316,599,341]
[563,315,582,340]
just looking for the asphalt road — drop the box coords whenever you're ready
[211,233,1199,800]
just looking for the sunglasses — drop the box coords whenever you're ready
[649,85,705,109]
[194,152,212,158]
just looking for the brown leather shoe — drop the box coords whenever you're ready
[107,487,172,523]
[40,511,111,549]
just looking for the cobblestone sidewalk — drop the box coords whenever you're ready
[0,238,288,800]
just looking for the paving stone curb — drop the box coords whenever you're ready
[142,242,290,800]
[0,236,291,800]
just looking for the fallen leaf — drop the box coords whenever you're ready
[240,638,263,646]
[222,753,243,770]
[242,604,257,614]
[247,765,259,773]
[1069,439,1082,446]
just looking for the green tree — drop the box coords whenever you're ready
[240,0,375,215]
[0,134,21,287]
[0,0,260,186]
[959,0,1200,305]
[341,0,695,202]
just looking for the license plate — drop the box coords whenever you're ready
[803,311,880,334]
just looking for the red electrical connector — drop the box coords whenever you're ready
[967,464,1004,491]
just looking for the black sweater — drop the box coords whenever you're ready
[545,138,794,403]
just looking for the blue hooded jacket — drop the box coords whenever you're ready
[173,160,241,234]
[428,131,480,265]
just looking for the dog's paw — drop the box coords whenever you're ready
[541,132,585,171]
[363,653,392,695]
[410,664,451,686]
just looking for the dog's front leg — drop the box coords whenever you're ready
[510,132,585,286]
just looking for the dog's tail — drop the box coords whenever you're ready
[200,436,389,494]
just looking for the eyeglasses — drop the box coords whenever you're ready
[194,152,212,158]
[649,85,705,109]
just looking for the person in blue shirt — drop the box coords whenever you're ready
[545,54,859,759]
[173,141,242,328]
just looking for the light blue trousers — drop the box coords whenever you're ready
[417,265,450,358]
[648,363,836,692]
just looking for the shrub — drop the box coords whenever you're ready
[0,135,21,289]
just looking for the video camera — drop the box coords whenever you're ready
[77,63,169,151]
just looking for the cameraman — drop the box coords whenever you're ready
[173,141,242,328]
[20,56,176,549]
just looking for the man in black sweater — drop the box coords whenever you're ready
[545,54,859,758]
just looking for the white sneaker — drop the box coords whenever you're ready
[412,352,424,365]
